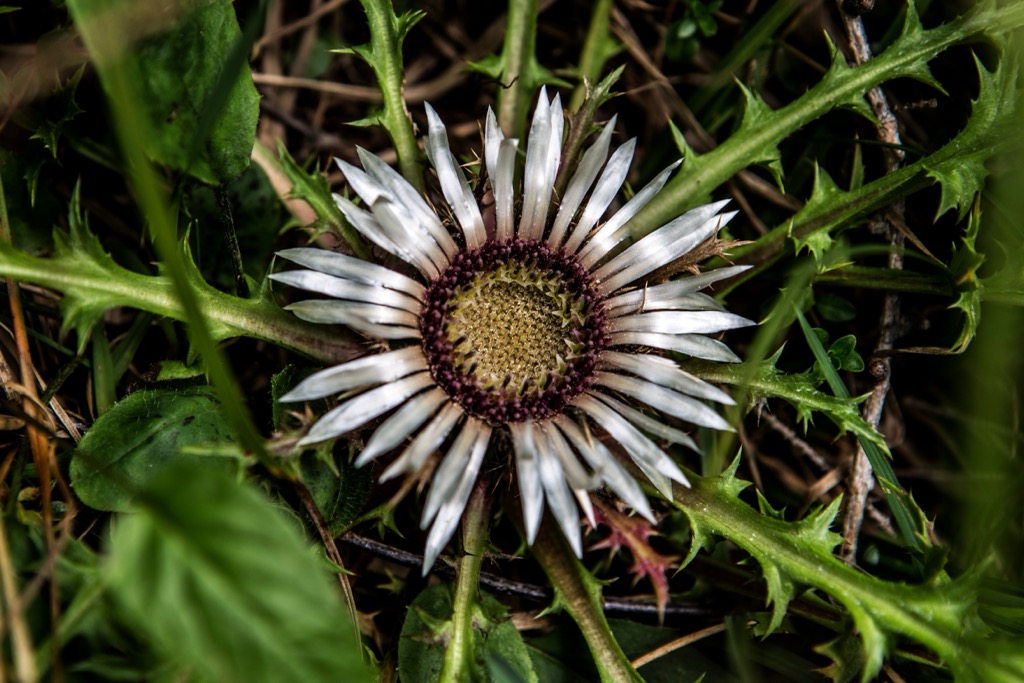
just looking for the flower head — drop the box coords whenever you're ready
[273,91,752,572]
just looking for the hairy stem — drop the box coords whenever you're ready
[532,519,643,683]
[497,0,539,135]
[439,482,490,682]
[359,0,424,190]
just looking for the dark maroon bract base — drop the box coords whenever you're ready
[420,239,607,425]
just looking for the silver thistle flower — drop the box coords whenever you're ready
[272,90,753,572]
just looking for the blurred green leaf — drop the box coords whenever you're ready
[106,461,372,683]
[70,386,235,511]
[815,292,858,324]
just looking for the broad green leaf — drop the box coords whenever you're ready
[71,386,235,511]
[68,0,259,184]
[106,462,372,683]
[826,335,864,373]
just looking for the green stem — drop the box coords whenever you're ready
[532,520,643,683]
[815,266,952,296]
[626,2,1024,238]
[497,0,539,135]
[439,483,490,682]
[359,0,423,190]
[568,0,613,113]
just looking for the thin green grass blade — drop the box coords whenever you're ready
[794,305,921,551]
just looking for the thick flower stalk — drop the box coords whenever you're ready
[273,90,752,571]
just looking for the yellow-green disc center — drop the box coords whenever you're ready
[447,269,578,392]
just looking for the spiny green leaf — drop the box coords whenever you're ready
[628,0,1024,238]
[844,603,888,682]
[0,211,357,363]
[790,165,844,262]
[467,53,504,79]
[698,359,888,457]
[668,119,694,160]
[815,632,865,683]
[706,453,751,500]
[889,2,946,93]
[680,456,745,569]
[948,202,985,352]
[679,509,717,570]
[393,9,426,42]
[53,184,135,349]
[760,562,797,635]
[756,490,786,520]
[792,497,845,556]
[735,80,774,132]
[928,55,1015,220]
[346,110,387,128]
[743,43,1019,272]
[333,5,424,61]
[331,42,373,61]
[733,81,784,188]
[821,35,875,122]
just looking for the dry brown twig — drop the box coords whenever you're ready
[831,1,908,563]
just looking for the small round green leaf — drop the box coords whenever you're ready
[71,386,234,511]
